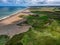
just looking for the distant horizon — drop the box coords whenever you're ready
[0,0,60,6]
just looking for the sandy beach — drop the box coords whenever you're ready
[0,9,31,37]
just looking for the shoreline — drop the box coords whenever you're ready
[0,7,29,21]
[0,7,30,36]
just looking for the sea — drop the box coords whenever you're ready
[0,6,27,19]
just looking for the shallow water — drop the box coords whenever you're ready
[0,6,26,19]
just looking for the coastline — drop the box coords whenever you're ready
[0,7,29,21]
[0,7,30,36]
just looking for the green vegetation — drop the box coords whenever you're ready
[0,35,9,45]
[20,11,60,45]
[26,15,52,31]
[5,10,60,45]
[6,33,25,45]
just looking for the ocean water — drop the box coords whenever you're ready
[0,6,26,19]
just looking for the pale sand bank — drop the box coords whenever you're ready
[0,9,31,37]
